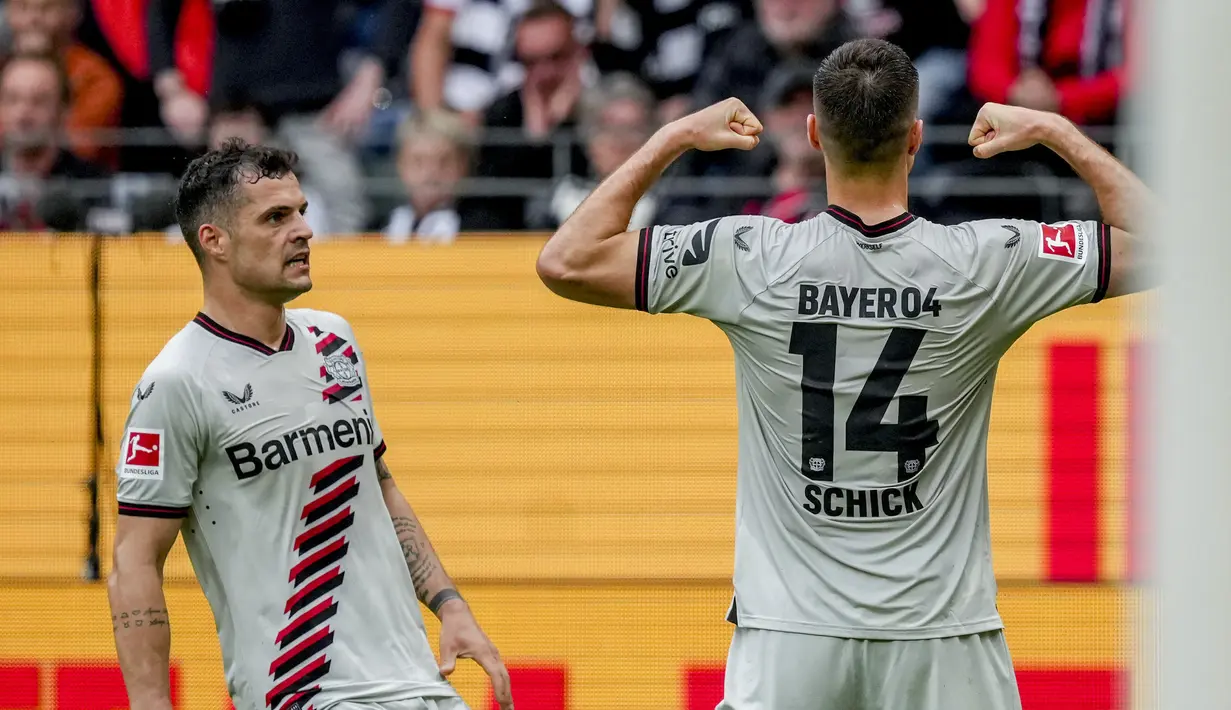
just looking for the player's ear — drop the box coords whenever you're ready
[198,223,229,262]
[907,119,923,157]
[807,114,822,151]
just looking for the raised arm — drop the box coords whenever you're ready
[535,98,762,308]
[409,5,457,113]
[108,516,180,710]
[969,102,1152,298]
[375,458,513,710]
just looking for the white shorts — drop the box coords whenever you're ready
[326,698,470,710]
[717,627,1022,710]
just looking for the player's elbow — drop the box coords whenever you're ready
[106,566,121,598]
[536,239,585,294]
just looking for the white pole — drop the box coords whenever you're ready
[1148,0,1231,707]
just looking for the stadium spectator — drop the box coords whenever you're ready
[147,0,413,234]
[411,0,591,120]
[918,0,1128,224]
[0,53,105,231]
[742,62,826,223]
[383,110,478,242]
[531,72,658,230]
[5,0,123,166]
[590,0,750,123]
[473,0,592,230]
[657,0,856,224]
[969,0,1127,125]
[690,0,857,111]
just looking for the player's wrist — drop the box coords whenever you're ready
[427,587,467,618]
[1035,111,1075,151]
[655,120,695,153]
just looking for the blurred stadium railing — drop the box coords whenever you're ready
[19,125,1131,234]
[1,235,1141,709]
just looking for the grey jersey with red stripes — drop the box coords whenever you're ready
[634,208,1111,640]
[116,309,457,710]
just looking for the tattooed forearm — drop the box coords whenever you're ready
[376,458,394,482]
[391,515,440,602]
[112,607,170,633]
[380,460,457,611]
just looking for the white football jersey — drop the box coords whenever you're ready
[116,309,457,709]
[635,207,1111,640]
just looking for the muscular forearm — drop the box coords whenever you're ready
[1041,115,1150,233]
[541,125,685,268]
[108,568,173,710]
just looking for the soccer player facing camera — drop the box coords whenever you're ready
[108,140,513,710]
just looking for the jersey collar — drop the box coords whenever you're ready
[824,205,917,238]
[193,312,295,356]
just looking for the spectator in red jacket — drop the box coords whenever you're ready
[6,0,123,165]
[969,0,1127,125]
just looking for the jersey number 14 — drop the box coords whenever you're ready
[789,323,940,483]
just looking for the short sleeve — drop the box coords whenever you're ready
[970,219,1112,331]
[116,371,203,518]
[635,215,776,323]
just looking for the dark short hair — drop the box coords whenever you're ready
[174,138,298,264]
[2,52,71,108]
[520,0,573,26]
[812,39,918,167]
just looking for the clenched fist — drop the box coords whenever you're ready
[670,97,764,152]
[967,102,1065,159]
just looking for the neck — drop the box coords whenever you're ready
[201,280,287,349]
[824,161,911,223]
[8,144,58,177]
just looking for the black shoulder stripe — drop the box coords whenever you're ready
[1092,223,1112,303]
[118,501,189,519]
[635,227,652,312]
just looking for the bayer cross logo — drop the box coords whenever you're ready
[904,459,921,475]
[324,354,362,387]
[809,457,826,473]
[309,324,366,405]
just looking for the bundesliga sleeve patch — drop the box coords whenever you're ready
[1037,222,1089,264]
[120,427,164,480]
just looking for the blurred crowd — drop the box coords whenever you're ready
[0,0,1129,238]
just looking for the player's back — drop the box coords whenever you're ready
[634,206,1111,639]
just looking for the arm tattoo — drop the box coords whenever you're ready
[112,607,169,633]
[376,459,393,482]
[391,515,438,602]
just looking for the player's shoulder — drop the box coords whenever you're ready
[133,322,214,400]
[287,308,358,340]
[717,213,824,255]
[908,216,1039,266]
[911,216,1030,246]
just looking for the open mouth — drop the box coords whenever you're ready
[286,254,310,268]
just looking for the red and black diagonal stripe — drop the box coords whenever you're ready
[315,333,364,404]
[268,455,364,708]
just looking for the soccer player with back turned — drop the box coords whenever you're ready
[536,39,1150,709]
[108,140,514,710]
